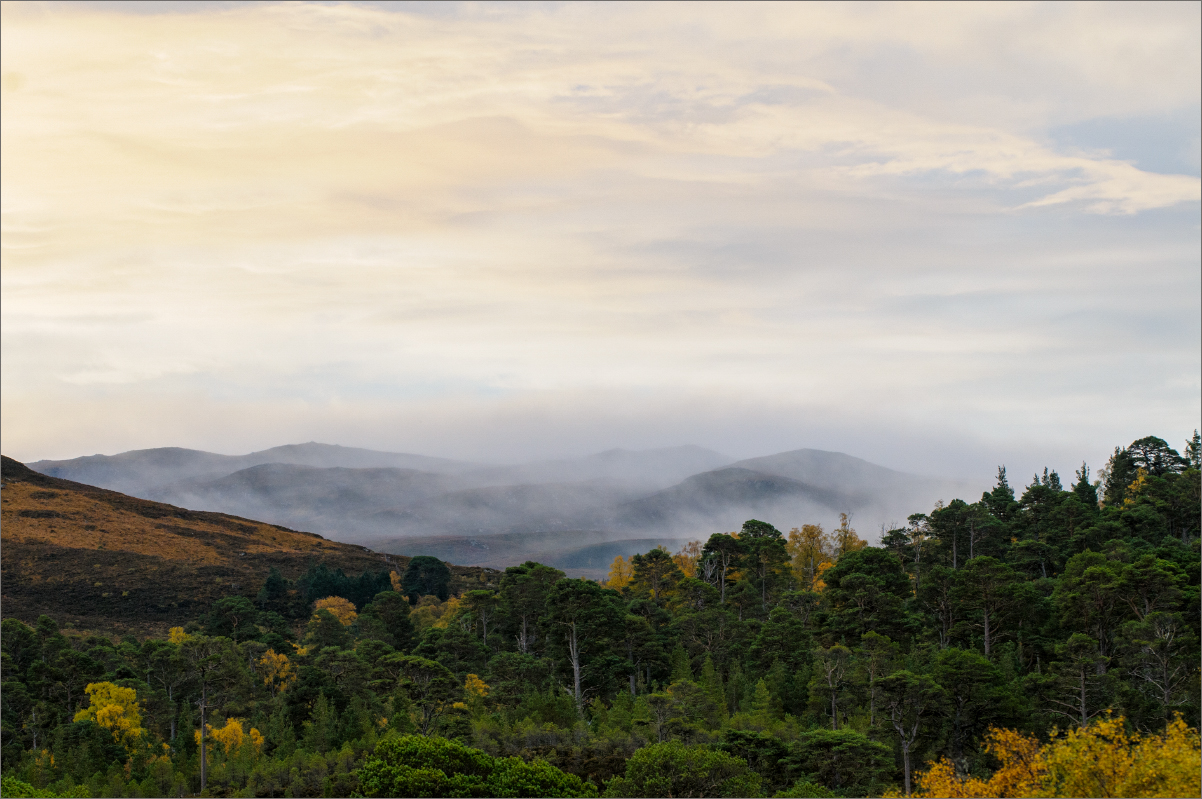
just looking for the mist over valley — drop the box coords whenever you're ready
[30,442,978,574]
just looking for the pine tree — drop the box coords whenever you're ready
[668,644,693,683]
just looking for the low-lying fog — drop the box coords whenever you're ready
[31,443,982,576]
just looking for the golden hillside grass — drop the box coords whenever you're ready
[0,456,497,638]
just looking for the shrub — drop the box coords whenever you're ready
[602,741,761,798]
[357,734,596,798]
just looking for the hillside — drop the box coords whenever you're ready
[0,456,496,638]
[26,443,981,552]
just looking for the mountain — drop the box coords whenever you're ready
[148,463,466,537]
[0,456,494,637]
[610,466,854,535]
[28,442,478,496]
[724,449,975,532]
[365,481,645,537]
[460,446,735,490]
[25,443,984,566]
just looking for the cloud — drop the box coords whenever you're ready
[1,1,1198,479]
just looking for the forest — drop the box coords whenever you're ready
[1,433,1199,798]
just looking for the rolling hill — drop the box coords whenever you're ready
[24,443,981,573]
[28,442,478,496]
[0,456,497,638]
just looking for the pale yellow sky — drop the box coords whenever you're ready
[2,1,1199,475]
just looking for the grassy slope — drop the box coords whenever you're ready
[0,456,498,638]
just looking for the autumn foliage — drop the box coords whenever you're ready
[257,648,296,697]
[910,714,1201,798]
[313,595,357,626]
[605,555,633,589]
[73,682,144,751]
[194,718,264,756]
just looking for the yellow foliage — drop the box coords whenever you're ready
[911,714,1201,799]
[313,596,358,626]
[814,561,834,592]
[787,524,834,591]
[464,673,490,699]
[168,627,189,645]
[1123,469,1150,507]
[434,596,461,629]
[74,682,144,748]
[410,594,461,632]
[195,718,264,755]
[390,570,403,593]
[409,597,442,631]
[1043,714,1200,798]
[606,555,634,590]
[258,648,296,696]
[672,541,703,579]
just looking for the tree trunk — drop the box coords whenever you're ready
[1079,669,1087,727]
[902,740,912,796]
[720,557,729,604]
[982,607,991,655]
[913,543,922,594]
[199,685,208,793]
[567,623,582,713]
[518,616,532,654]
[830,689,838,730]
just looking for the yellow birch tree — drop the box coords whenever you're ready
[313,596,358,626]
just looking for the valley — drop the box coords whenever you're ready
[30,443,977,574]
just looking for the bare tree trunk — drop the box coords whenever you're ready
[983,608,991,655]
[517,616,533,654]
[567,623,582,713]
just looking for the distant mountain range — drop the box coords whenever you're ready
[30,442,981,575]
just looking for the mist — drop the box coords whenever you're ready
[29,441,987,575]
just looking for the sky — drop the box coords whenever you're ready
[1,0,1199,483]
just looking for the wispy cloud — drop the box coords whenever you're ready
[1,1,1198,479]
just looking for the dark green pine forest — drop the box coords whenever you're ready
[2,434,1199,798]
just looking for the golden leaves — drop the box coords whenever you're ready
[910,714,1201,799]
[195,718,264,756]
[605,555,634,590]
[73,682,144,751]
[313,596,358,626]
